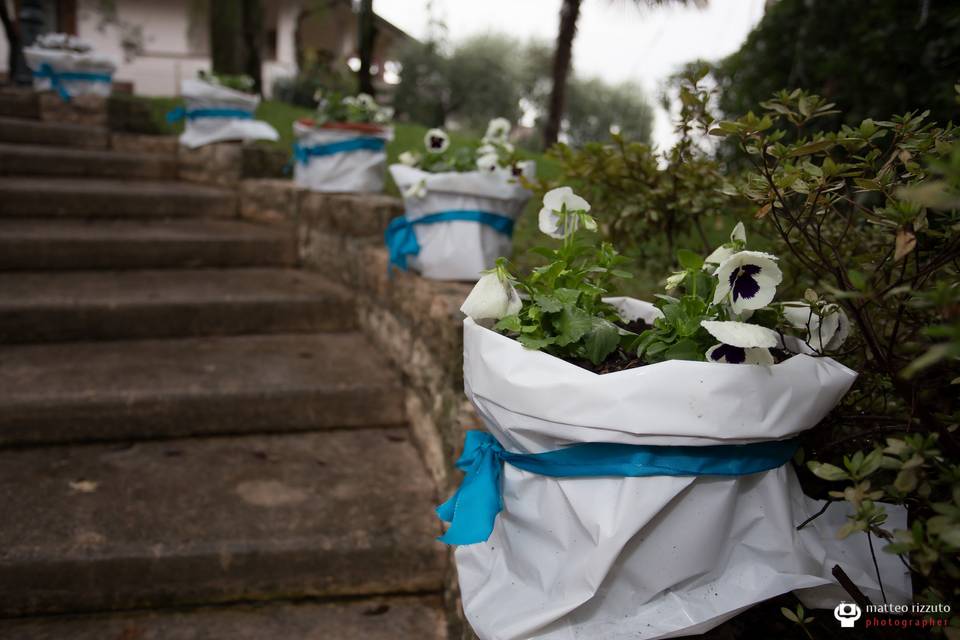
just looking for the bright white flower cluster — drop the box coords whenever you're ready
[34,33,92,53]
[342,93,394,124]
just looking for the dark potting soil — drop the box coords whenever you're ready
[565,319,651,374]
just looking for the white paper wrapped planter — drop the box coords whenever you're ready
[386,164,534,281]
[23,47,116,101]
[446,298,911,640]
[292,121,392,193]
[172,79,279,149]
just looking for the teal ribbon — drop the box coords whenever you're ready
[166,106,255,123]
[33,63,112,102]
[436,430,799,545]
[293,137,386,165]
[384,210,514,271]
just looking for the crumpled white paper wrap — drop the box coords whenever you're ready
[23,47,116,98]
[456,298,911,640]
[293,122,393,193]
[178,79,278,149]
[389,163,533,281]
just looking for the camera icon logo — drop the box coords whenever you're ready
[834,602,862,628]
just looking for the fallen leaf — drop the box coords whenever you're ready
[894,227,917,261]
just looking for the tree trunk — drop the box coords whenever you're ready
[544,0,582,148]
[0,0,25,84]
[357,0,376,96]
[209,0,245,75]
[241,0,262,93]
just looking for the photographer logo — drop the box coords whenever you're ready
[834,602,862,628]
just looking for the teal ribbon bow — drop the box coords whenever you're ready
[384,210,514,271]
[33,63,112,102]
[292,137,386,164]
[436,430,799,545]
[166,107,255,123]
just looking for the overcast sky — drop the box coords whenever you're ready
[374,0,766,147]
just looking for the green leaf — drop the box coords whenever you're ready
[676,249,705,271]
[781,607,800,623]
[518,335,555,350]
[534,294,563,313]
[557,306,593,346]
[584,318,621,365]
[554,288,582,306]
[665,338,704,362]
[493,315,521,333]
[807,461,850,482]
[787,139,834,157]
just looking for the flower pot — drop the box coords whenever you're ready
[293,120,392,193]
[387,163,533,281]
[172,79,279,149]
[449,298,911,640]
[23,46,116,102]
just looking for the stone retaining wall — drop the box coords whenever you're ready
[239,179,481,639]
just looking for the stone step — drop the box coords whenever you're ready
[0,115,107,148]
[0,218,296,270]
[0,143,177,180]
[0,429,445,616]
[0,596,448,640]
[0,177,235,218]
[0,268,355,343]
[0,333,405,446]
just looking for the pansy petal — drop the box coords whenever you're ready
[538,207,564,239]
[730,221,746,243]
[543,186,573,211]
[744,347,775,366]
[460,273,520,320]
[701,320,779,349]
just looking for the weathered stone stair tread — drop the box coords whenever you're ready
[0,268,354,342]
[0,142,177,179]
[0,115,107,148]
[0,430,445,616]
[0,334,405,445]
[0,596,447,640]
[0,177,235,218]
[0,218,295,270]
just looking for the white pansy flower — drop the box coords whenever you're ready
[703,222,748,273]
[730,221,746,243]
[403,180,427,199]
[374,106,394,123]
[665,271,687,291]
[424,128,449,153]
[356,93,376,109]
[782,302,850,352]
[705,343,776,365]
[398,151,419,167]
[510,161,536,180]
[478,143,496,156]
[484,117,511,142]
[460,272,522,321]
[701,320,779,366]
[538,187,591,239]
[477,153,500,173]
[342,96,358,107]
[712,251,783,314]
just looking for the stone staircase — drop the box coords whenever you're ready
[0,111,447,638]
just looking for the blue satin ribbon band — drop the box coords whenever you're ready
[384,210,515,271]
[33,63,112,102]
[436,430,799,545]
[166,107,255,124]
[292,137,386,165]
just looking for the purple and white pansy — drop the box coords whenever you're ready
[712,251,783,315]
[701,320,778,366]
[424,128,450,154]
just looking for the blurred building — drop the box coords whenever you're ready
[0,0,413,96]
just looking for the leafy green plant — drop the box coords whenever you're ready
[712,88,959,632]
[312,90,393,126]
[198,70,255,93]
[533,65,740,272]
